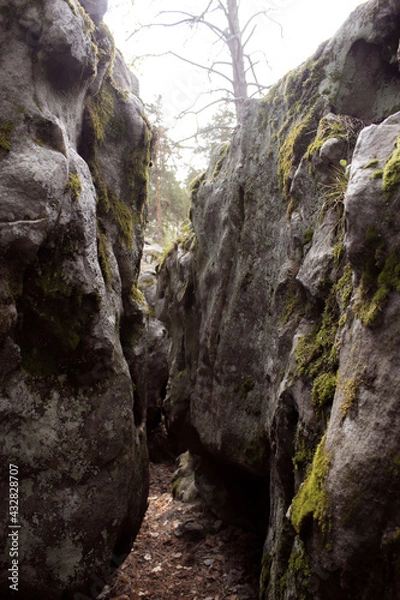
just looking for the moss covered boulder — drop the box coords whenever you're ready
[0,1,150,598]
[156,0,400,597]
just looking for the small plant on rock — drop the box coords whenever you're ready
[320,159,349,221]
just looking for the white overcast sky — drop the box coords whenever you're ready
[104,0,365,154]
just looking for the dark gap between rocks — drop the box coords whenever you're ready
[98,452,263,600]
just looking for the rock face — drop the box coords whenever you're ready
[156,0,400,597]
[0,1,150,598]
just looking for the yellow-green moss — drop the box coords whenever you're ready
[291,434,331,534]
[287,542,312,600]
[86,78,115,145]
[336,263,353,308]
[234,377,255,399]
[306,115,362,164]
[109,189,135,248]
[124,134,151,212]
[260,552,273,597]
[296,264,352,414]
[76,1,95,36]
[130,284,146,306]
[84,73,151,250]
[19,255,99,377]
[333,237,345,268]
[278,108,316,199]
[293,428,316,472]
[356,247,400,326]
[369,169,383,180]
[296,295,339,380]
[259,48,329,204]
[303,229,314,245]
[306,116,347,161]
[319,163,349,225]
[339,367,366,421]
[389,456,400,476]
[96,228,112,287]
[65,0,79,18]
[281,281,309,326]
[65,173,82,201]
[312,371,338,411]
[383,136,400,199]
[0,123,13,151]
[212,143,230,180]
[190,171,206,194]
[363,158,379,169]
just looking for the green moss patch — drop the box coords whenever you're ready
[18,248,99,377]
[96,228,112,287]
[339,366,367,421]
[234,377,255,399]
[287,542,312,600]
[293,426,318,472]
[312,371,338,411]
[65,173,82,201]
[190,171,206,195]
[363,158,379,169]
[212,143,230,180]
[303,229,314,245]
[281,281,309,326]
[306,114,362,163]
[369,169,383,180]
[0,123,13,152]
[291,434,331,534]
[86,77,116,146]
[383,136,400,199]
[320,162,349,220]
[355,236,400,327]
[296,264,352,414]
[258,48,330,208]
[82,68,151,251]
[130,284,146,307]
[278,107,317,200]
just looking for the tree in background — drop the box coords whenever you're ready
[191,104,236,162]
[146,97,190,246]
[130,0,279,123]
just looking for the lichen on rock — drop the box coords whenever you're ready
[155,1,400,598]
[0,1,150,598]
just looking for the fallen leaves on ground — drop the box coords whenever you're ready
[100,460,262,600]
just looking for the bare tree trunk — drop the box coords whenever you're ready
[154,158,163,246]
[152,128,164,245]
[225,0,248,122]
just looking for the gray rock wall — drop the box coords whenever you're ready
[0,1,150,598]
[156,0,400,597]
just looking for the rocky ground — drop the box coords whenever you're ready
[100,459,263,600]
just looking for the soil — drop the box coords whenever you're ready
[99,459,263,600]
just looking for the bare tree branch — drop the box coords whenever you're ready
[157,9,227,41]
[242,23,258,50]
[128,0,280,124]
[176,124,234,146]
[167,51,234,86]
[176,96,234,122]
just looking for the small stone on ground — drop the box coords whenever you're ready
[99,461,262,599]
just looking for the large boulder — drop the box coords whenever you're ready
[156,0,400,597]
[0,1,150,598]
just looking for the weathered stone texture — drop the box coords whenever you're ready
[0,1,150,598]
[156,0,400,597]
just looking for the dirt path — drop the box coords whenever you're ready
[101,460,262,600]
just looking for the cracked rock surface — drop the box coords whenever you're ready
[0,1,150,598]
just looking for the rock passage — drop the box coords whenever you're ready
[102,460,262,600]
